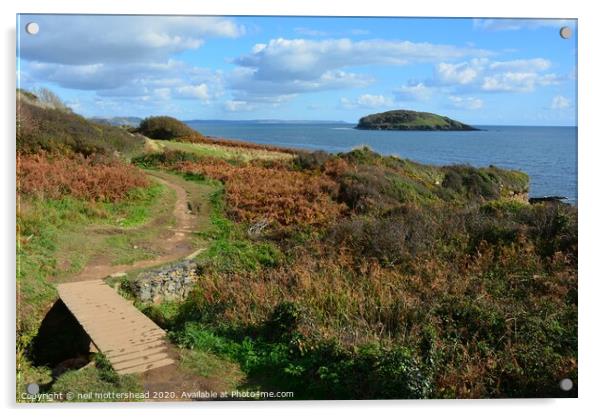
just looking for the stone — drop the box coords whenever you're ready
[131,260,200,303]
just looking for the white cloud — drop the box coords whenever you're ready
[228,37,489,105]
[27,58,225,107]
[174,84,211,101]
[437,61,481,85]
[20,15,245,65]
[551,95,571,109]
[473,19,576,31]
[20,15,236,110]
[294,27,328,37]
[435,58,561,93]
[224,100,256,112]
[394,82,433,101]
[489,58,551,72]
[340,94,394,109]
[235,38,490,82]
[449,95,484,110]
[481,72,561,92]
[227,67,373,105]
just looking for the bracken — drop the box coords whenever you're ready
[17,153,149,202]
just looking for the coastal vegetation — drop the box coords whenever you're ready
[16,89,577,400]
[135,146,575,399]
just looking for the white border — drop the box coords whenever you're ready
[2,1,600,416]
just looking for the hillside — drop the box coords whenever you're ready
[356,109,478,131]
[17,90,146,157]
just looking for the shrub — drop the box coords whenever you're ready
[442,165,500,200]
[265,301,303,341]
[137,116,202,140]
[442,165,529,201]
[292,151,331,171]
[131,149,200,168]
[327,206,444,268]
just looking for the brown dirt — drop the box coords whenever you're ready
[141,349,227,402]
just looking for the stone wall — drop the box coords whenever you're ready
[131,260,200,303]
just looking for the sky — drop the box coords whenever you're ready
[17,15,577,125]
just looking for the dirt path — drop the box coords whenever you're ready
[58,171,220,399]
[72,173,202,281]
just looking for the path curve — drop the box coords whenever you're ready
[73,173,201,282]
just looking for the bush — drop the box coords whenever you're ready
[442,165,529,201]
[265,301,303,341]
[327,206,440,267]
[131,149,200,168]
[442,165,500,200]
[137,116,202,140]
[292,151,331,171]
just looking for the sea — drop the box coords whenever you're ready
[186,122,578,204]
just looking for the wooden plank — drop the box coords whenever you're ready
[57,280,175,375]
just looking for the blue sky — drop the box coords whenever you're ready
[17,15,577,125]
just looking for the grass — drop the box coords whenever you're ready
[151,139,293,162]
[181,173,283,273]
[49,181,173,275]
[49,354,142,402]
[18,91,146,158]
[180,349,245,392]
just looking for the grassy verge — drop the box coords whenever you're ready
[150,139,293,163]
[193,176,283,273]
[49,181,173,274]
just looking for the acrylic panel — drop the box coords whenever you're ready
[16,14,577,402]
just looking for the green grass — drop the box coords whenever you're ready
[49,182,173,273]
[103,184,163,227]
[170,321,429,400]
[49,354,142,402]
[195,182,283,274]
[180,349,245,391]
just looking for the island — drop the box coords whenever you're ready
[356,109,479,131]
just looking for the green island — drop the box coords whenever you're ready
[356,109,479,131]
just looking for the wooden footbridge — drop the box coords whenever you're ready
[57,280,175,374]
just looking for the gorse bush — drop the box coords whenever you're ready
[442,165,529,200]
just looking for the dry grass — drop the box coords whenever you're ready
[152,140,293,162]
